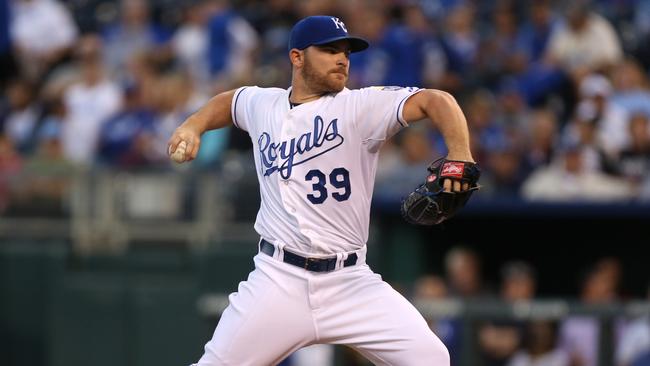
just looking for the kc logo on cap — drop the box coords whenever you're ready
[331,17,348,32]
[288,15,369,53]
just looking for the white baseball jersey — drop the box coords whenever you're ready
[231,85,421,255]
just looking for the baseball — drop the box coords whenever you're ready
[170,141,187,163]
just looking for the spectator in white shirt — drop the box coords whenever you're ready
[545,3,622,77]
[10,0,78,80]
[172,0,215,93]
[521,138,634,202]
[61,34,122,165]
[577,74,629,159]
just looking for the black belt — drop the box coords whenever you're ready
[260,239,358,273]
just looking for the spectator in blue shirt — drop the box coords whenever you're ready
[379,4,441,87]
[102,0,172,82]
[207,0,258,91]
[97,84,156,167]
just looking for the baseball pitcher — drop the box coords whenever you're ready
[169,15,479,366]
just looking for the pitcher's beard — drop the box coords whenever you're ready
[302,57,347,94]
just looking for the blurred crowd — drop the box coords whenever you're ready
[2,0,650,211]
[286,248,650,366]
[411,248,650,366]
[2,2,648,364]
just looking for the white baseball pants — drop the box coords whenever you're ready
[192,245,450,366]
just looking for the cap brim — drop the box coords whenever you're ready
[312,36,369,53]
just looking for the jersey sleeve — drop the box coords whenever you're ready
[354,86,423,142]
[230,86,259,132]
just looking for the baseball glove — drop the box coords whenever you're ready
[401,158,481,225]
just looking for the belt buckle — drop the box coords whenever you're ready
[304,257,317,270]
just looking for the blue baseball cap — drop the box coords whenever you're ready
[289,15,369,53]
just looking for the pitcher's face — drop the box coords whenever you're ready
[301,40,351,93]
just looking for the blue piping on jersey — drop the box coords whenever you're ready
[396,88,423,127]
[232,87,247,129]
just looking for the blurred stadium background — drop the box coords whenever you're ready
[1,0,650,365]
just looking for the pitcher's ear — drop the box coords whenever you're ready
[290,49,304,67]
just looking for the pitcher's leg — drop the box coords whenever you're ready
[350,291,449,366]
[316,267,450,366]
[194,254,315,366]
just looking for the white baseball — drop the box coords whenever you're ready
[170,141,188,163]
